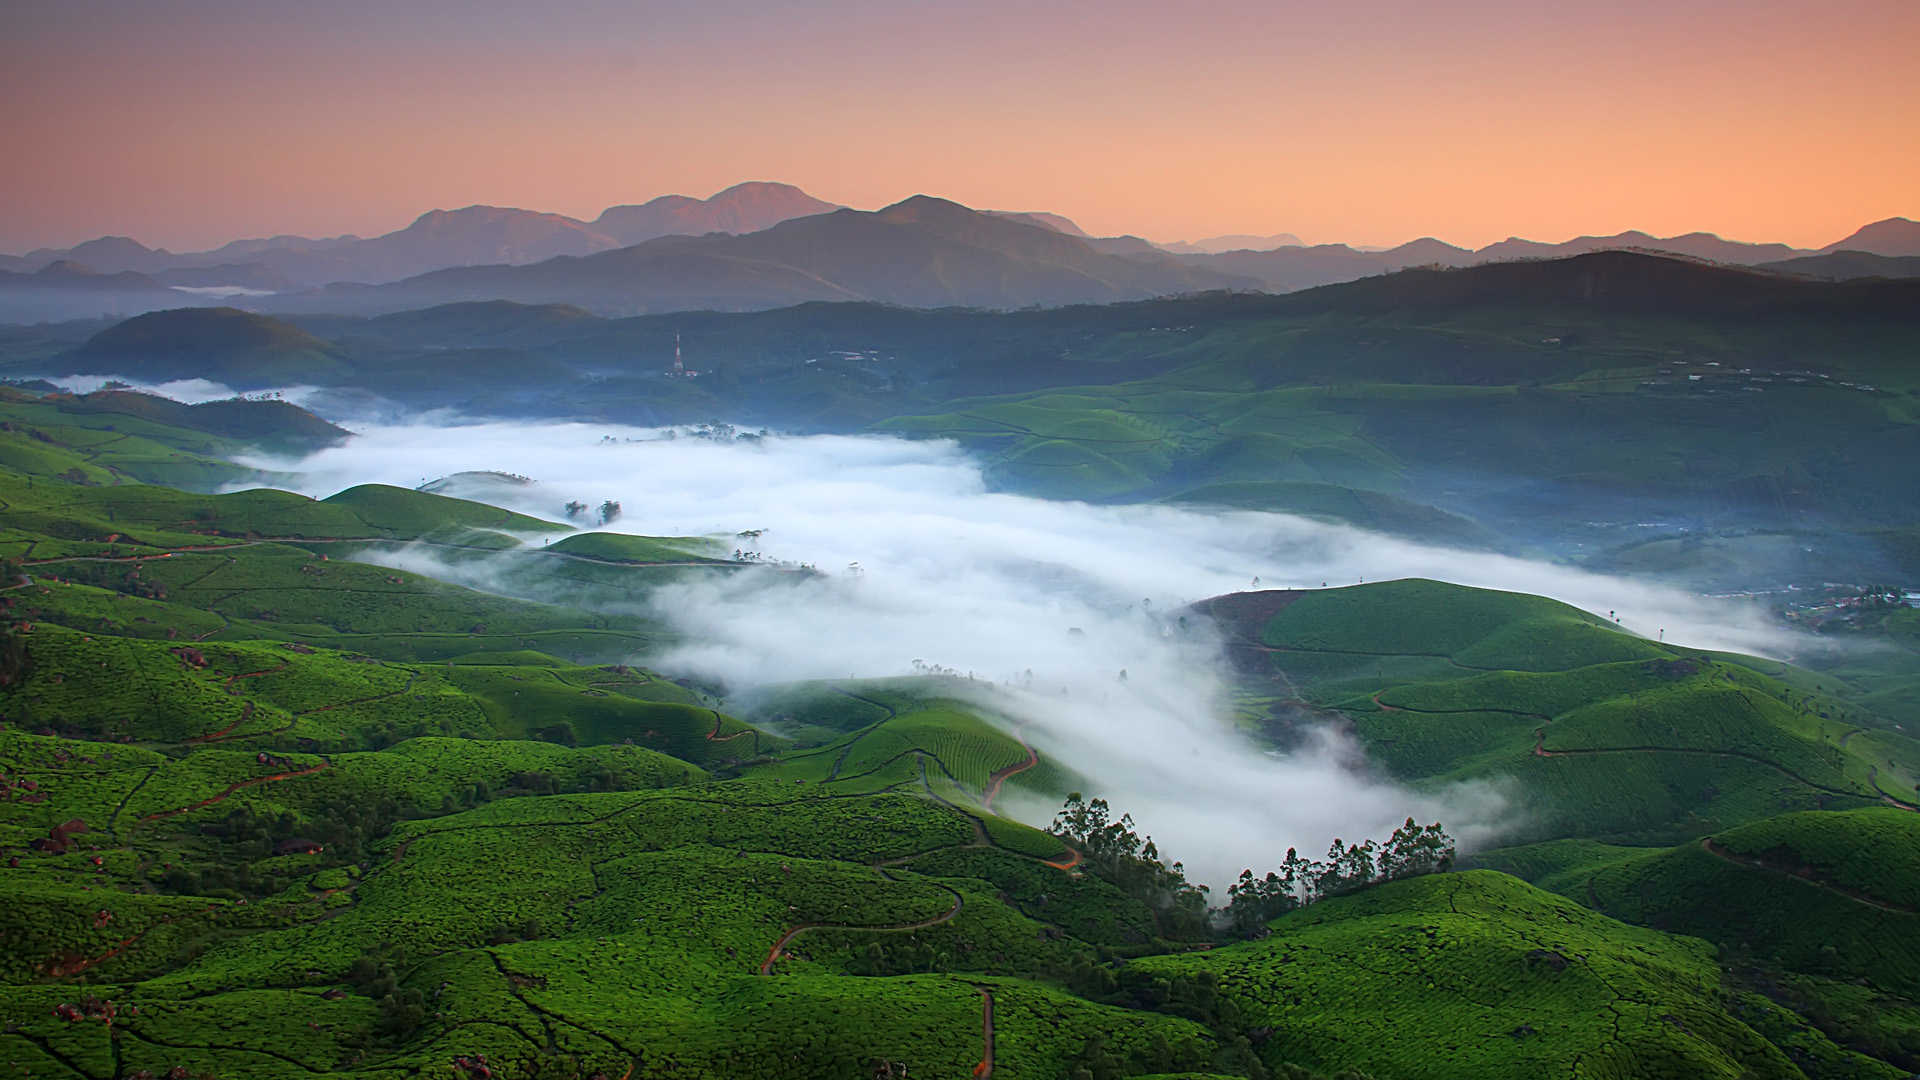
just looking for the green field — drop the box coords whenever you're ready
[3,388,1919,1078]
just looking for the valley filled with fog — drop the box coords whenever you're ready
[234,417,1807,883]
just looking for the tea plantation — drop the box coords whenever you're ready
[2,403,1916,1078]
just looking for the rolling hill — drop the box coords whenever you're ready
[2,399,1918,1077]
[1761,250,1920,281]
[62,307,351,385]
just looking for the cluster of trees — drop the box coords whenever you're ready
[344,950,430,1046]
[1049,794,1213,938]
[1049,794,1455,940]
[154,795,403,900]
[560,500,622,524]
[1054,965,1377,1080]
[671,421,769,442]
[1222,818,1455,935]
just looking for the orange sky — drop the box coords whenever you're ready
[3,0,1915,252]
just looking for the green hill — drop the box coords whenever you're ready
[545,531,725,563]
[1137,870,1902,1080]
[4,433,1919,1077]
[1534,810,1920,994]
[320,483,560,537]
[64,306,352,386]
[1200,581,1908,844]
[48,389,348,453]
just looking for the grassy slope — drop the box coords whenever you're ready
[3,410,1918,1076]
[1208,580,1905,846]
[1141,870,1901,1080]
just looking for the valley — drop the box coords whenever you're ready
[1,364,1917,1078]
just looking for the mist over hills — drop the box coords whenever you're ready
[5,231,1920,1079]
[27,247,1917,597]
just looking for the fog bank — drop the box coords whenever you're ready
[245,419,1803,883]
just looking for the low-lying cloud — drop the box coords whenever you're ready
[43,374,333,410]
[244,419,1803,885]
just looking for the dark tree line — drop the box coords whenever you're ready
[1049,794,1213,938]
[1222,818,1455,935]
[1050,794,1455,940]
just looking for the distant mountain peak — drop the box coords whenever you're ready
[1159,232,1307,255]
[592,182,837,244]
[1822,216,1920,256]
[873,194,977,223]
[985,210,1090,237]
[404,205,590,230]
[710,180,818,199]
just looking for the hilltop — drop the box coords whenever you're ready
[593,181,840,244]
[1822,216,1920,257]
[62,307,350,386]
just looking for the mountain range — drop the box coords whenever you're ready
[0,182,839,288]
[283,195,1256,315]
[1,181,1915,323]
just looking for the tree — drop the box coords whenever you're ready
[563,501,587,519]
[1377,818,1455,881]
[597,500,621,525]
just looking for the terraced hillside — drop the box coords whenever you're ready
[3,401,1919,1078]
[1197,581,1920,1076]
[1201,581,1916,843]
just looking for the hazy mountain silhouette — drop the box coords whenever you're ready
[1258,249,1919,320]
[1179,229,1824,293]
[1474,230,1805,265]
[1761,250,1920,281]
[984,210,1091,236]
[285,195,1258,315]
[592,181,840,245]
[1820,217,1920,257]
[3,183,844,291]
[1159,232,1306,255]
[6,201,1915,319]
[65,306,352,383]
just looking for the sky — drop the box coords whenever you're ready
[3,0,1916,253]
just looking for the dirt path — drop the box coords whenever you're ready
[223,662,288,694]
[1534,741,1868,799]
[757,884,965,975]
[1041,846,1083,872]
[45,905,219,978]
[1699,838,1917,914]
[972,986,996,1078]
[139,761,330,822]
[185,702,256,744]
[823,687,900,781]
[980,729,1038,814]
[704,709,753,743]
